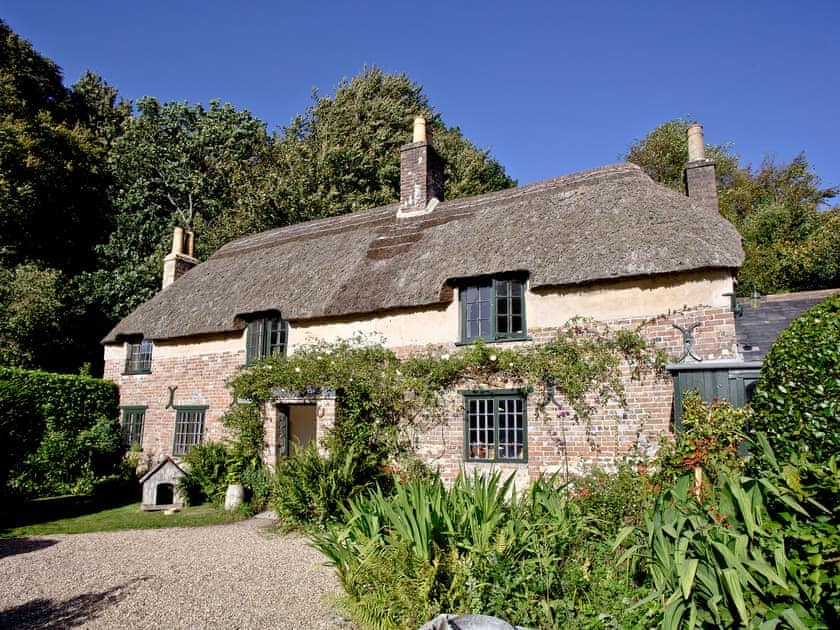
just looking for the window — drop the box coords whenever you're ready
[172,407,206,456]
[121,407,146,448]
[246,318,288,364]
[124,338,153,374]
[463,390,527,462]
[460,277,526,343]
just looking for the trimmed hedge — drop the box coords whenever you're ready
[752,292,840,462]
[0,366,122,497]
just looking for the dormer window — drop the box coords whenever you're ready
[459,276,527,343]
[124,338,153,374]
[246,317,289,364]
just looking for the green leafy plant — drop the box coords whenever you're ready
[0,366,121,498]
[657,390,749,486]
[178,441,230,506]
[751,292,840,463]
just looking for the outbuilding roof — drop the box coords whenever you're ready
[104,162,744,343]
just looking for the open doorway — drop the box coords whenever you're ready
[275,403,317,464]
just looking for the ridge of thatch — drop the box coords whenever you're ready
[104,163,744,343]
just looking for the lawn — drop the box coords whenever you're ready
[1,495,242,538]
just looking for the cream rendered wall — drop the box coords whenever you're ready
[528,270,734,328]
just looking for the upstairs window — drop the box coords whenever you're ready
[246,318,289,364]
[121,406,146,448]
[124,339,153,374]
[460,277,526,343]
[463,390,527,462]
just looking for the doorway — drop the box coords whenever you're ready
[275,403,317,464]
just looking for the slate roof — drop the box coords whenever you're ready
[104,162,744,343]
[736,288,839,362]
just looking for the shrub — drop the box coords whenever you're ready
[751,291,840,462]
[0,366,121,497]
[271,444,387,530]
[313,471,647,629]
[178,442,230,506]
[656,390,749,485]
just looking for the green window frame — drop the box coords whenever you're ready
[462,390,527,462]
[172,406,206,456]
[459,277,526,343]
[124,339,153,374]
[121,406,146,448]
[246,318,289,364]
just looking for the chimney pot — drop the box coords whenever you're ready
[412,116,427,143]
[687,124,705,162]
[171,226,184,255]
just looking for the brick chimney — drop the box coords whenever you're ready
[398,116,444,217]
[162,226,198,289]
[684,124,719,213]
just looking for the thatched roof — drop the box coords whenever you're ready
[104,163,743,343]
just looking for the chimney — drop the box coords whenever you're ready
[684,124,719,213]
[398,116,444,217]
[162,226,198,289]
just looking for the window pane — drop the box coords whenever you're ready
[467,398,494,460]
[511,281,522,297]
[496,280,509,297]
[497,398,524,460]
[479,285,491,302]
[468,303,480,320]
[269,319,287,355]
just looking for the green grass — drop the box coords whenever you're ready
[1,495,243,538]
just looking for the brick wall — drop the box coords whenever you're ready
[104,344,244,466]
[410,305,737,481]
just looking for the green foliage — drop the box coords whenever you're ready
[751,292,840,463]
[618,434,839,628]
[220,402,272,510]
[271,444,385,530]
[0,366,121,497]
[313,471,648,629]
[657,390,749,485]
[178,441,231,506]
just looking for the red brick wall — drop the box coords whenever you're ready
[411,306,737,481]
[104,344,244,465]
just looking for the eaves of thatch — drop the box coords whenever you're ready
[103,163,744,343]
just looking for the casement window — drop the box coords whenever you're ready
[124,339,153,374]
[463,390,527,462]
[121,406,146,448]
[460,277,526,343]
[172,407,206,456]
[246,318,289,364]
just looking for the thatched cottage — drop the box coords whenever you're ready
[103,119,744,480]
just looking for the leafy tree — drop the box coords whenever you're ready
[265,67,515,227]
[0,20,112,275]
[90,98,275,320]
[625,119,839,294]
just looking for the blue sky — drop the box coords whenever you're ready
[4,1,839,190]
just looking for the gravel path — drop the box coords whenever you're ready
[0,517,354,629]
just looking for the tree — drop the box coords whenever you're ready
[624,119,839,294]
[265,67,515,227]
[0,20,112,275]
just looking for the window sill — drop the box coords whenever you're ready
[122,369,151,376]
[464,458,528,464]
[455,335,532,347]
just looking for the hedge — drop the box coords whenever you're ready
[0,366,122,497]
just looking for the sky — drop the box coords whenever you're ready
[4,0,839,190]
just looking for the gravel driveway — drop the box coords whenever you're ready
[0,516,353,629]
